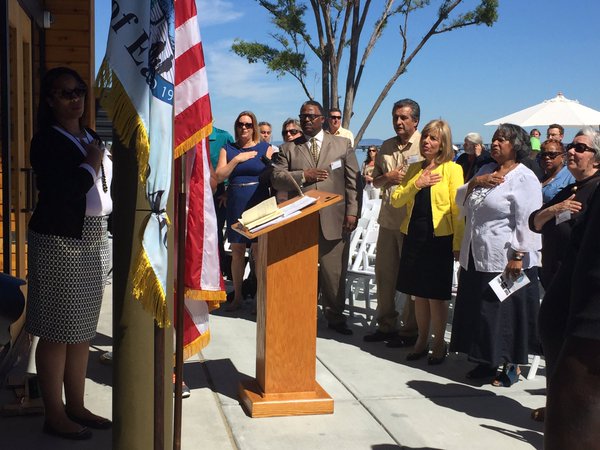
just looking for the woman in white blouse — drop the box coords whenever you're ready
[450,123,542,387]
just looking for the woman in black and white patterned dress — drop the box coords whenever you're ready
[26,67,112,440]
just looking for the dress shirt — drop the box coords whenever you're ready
[458,162,542,272]
[331,126,354,147]
[371,131,422,230]
[304,130,324,155]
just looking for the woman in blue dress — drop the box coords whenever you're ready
[216,111,274,311]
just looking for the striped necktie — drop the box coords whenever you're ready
[310,138,319,164]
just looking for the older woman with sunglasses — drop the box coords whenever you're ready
[281,118,302,142]
[528,127,600,423]
[451,123,542,387]
[216,111,274,311]
[539,140,575,204]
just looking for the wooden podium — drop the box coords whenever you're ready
[232,190,341,418]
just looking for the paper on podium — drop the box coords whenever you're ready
[489,272,530,302]
[279,195,317,216]
[243,195,318,232]
[239,197,284,230]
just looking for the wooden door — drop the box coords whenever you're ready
[0,0,33,278]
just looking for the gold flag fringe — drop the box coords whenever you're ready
[172,330,211,365]
[96,59,150,185]
[174,122,213,159]
[131,248,170,328]
[183,287,226,302]
[96,58,168,326]
[184,288,226,313]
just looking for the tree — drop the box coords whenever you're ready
[232,0,499,144]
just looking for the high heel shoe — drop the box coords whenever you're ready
[427,344,448,365]
[225,300,243,312]
[43,422,92,440]
[406,346,429,361]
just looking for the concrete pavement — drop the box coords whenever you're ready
[0,281,546,449]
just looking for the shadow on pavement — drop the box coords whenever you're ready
[407,380,543,449]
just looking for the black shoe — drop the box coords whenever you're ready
[466,364,498,379]
[427,344,448,365]
[406,346,429,361]
[327,322,353,335]
[363,330,398,342]
[43,422,92,440]
[66,412,112,430]
[385,335,418,348]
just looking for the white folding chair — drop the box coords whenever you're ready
[346,223,379,323]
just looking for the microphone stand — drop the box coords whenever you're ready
[261,155,304,198]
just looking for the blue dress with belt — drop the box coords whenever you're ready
[225,141,270,243]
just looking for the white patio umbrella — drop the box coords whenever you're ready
[484,92,600,127]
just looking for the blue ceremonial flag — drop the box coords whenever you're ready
[97,0,175,326]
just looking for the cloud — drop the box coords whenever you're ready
[197,0,243,27]
[204,40,292,104]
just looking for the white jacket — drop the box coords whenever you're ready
[457,162,542,273]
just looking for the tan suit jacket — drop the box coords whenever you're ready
[272,133,361,240]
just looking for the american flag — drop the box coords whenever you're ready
[174,0,225,358]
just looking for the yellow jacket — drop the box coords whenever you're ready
[390,160,464,251]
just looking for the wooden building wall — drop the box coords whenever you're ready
[0,0,95,358]
[39,0,96,125]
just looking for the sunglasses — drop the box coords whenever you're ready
[236,122,253,129]
[566,142,596,153]
[539,151,564,160]
[368,149,377,153]
[329,115,342,120]
[53,87,87,100]
[284,129,300,136]
[299,113,322,121]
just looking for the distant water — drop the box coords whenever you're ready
[356,148,368,166]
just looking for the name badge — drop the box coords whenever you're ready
[406,155,420,165]
[555,210,571,225]
[330,159,342,170]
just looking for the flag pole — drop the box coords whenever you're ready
[154,322,165,449]
[173,153,186,450]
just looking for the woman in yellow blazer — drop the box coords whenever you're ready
[391,119,464,364]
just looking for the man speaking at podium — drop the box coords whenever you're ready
[271,100,361,335]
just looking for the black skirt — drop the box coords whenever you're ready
[396,187,454,300]
[450,250,541,367]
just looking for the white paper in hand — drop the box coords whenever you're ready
[489,272,530,302]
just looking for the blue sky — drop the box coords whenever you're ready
[95,1,600,144]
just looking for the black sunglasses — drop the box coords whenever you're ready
[567,142,595,153]
[284,129,300,135]
[299,113,322,121]
[53,87,87,100]
[329,115,342,120]
[539,151,564,160]
[236,122,253,129]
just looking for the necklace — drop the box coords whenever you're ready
[100,162,108,193]
[495,160,518,176]
[58,125,108,193]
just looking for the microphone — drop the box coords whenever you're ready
[260,155,275,167]
[261,155,304,198]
